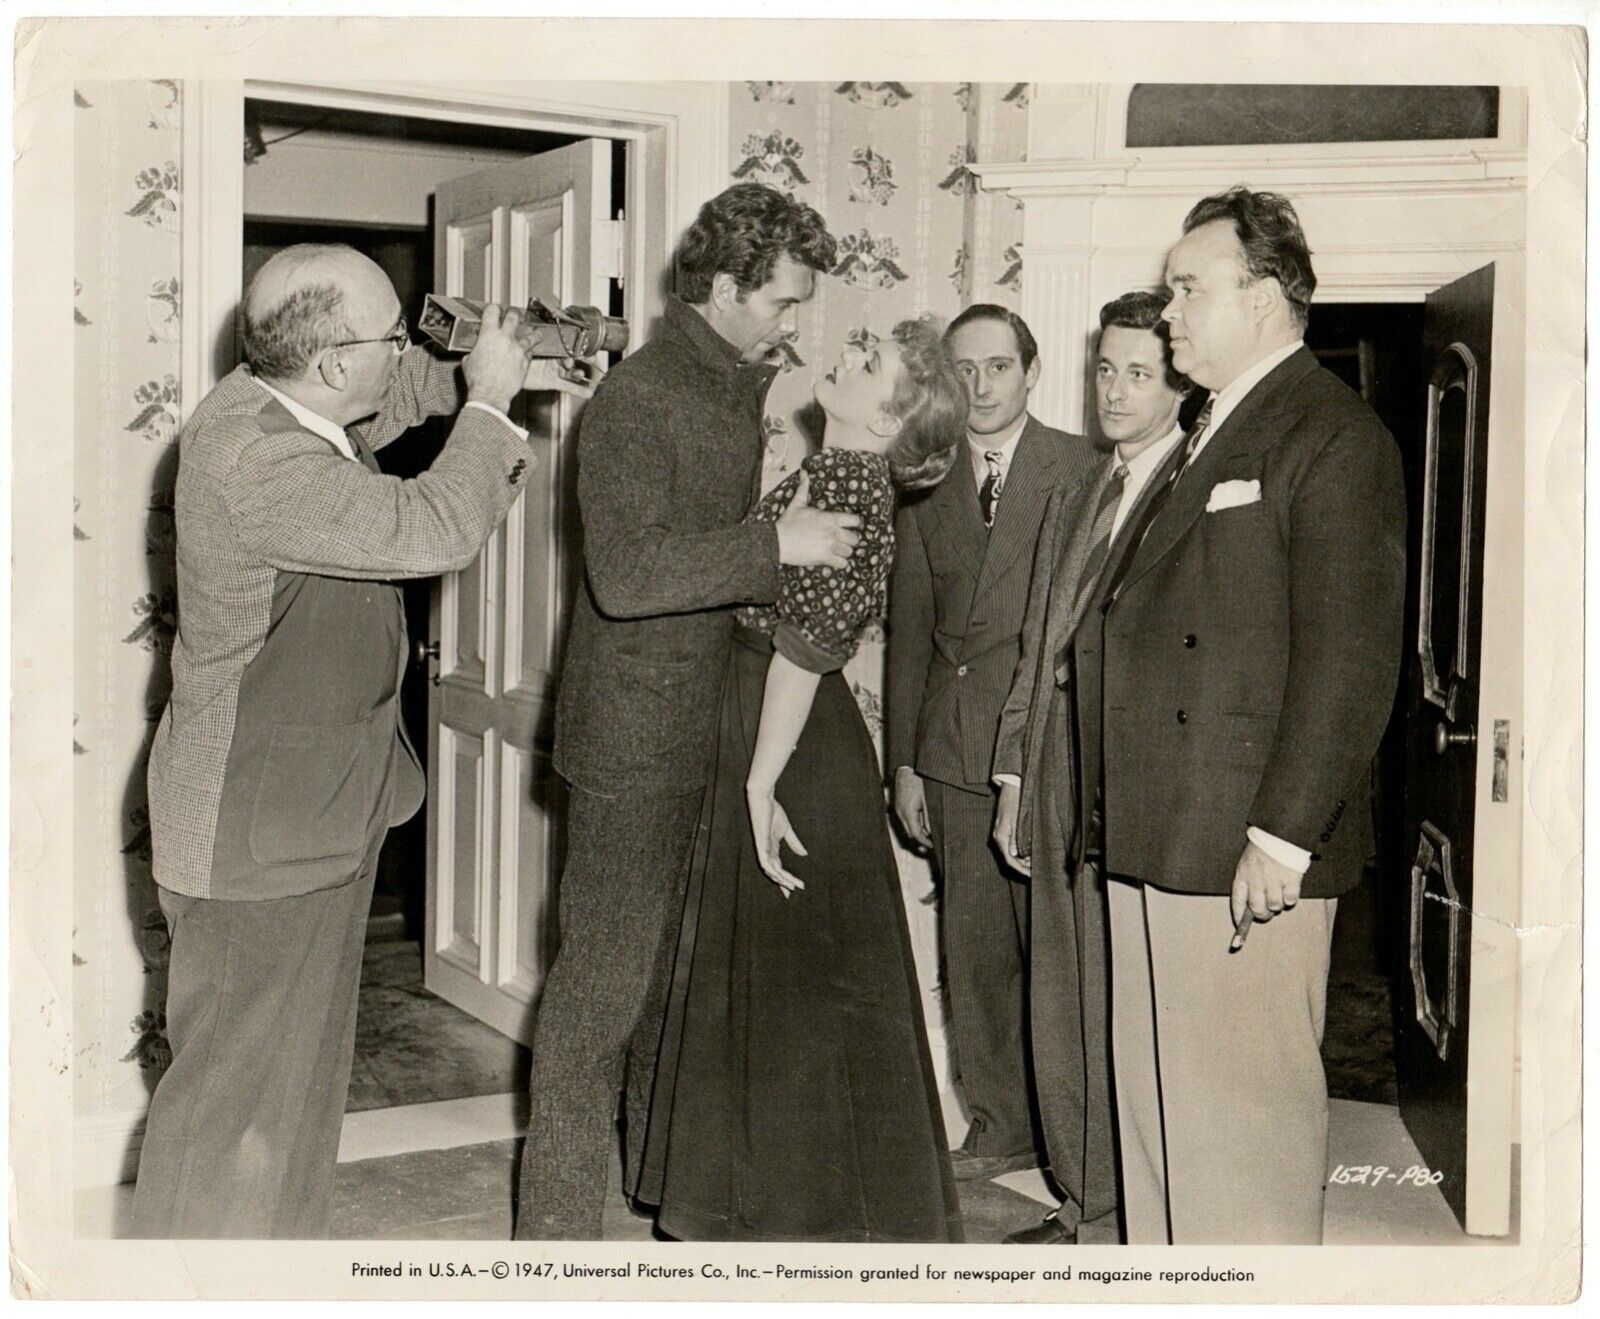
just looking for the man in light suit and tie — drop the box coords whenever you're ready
[992,290,1191,1243]
[137,244,593,1237]
[1089,188,1404,1243]
[887,305,1094,1182]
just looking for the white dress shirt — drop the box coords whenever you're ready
[1110,422,1186,544]
[254,376,360,461]
[966,413,1027,490]
[1188,339,1303,466]
[253,375,527,464]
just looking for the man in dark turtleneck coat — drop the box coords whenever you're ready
[515,183,859,1240]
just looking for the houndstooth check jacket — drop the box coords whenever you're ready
[147,348,533,899]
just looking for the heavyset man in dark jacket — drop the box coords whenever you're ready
[515,184,856,1240]
[995,188,1405,1246]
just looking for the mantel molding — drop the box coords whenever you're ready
[968,136,1527,435]
[971,148,1527,200]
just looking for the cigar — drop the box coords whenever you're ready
[1230,906,1254,953]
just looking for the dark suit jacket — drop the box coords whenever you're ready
[1094,346,1406,898]
[554,297,782,796]
[887,416,1092,791]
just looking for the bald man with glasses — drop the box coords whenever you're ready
[135,243,593,1239]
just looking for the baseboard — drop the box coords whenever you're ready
[75,1107,147,1189]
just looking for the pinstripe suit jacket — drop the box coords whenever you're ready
[148,349,533,898]
[887,416,1093,791]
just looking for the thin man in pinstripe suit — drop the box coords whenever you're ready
[886,305,1094,1184]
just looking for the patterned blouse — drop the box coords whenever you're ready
[737,447,895,675]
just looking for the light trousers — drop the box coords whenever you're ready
[1106,876,1336,1245]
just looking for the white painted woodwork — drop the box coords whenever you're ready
[242,128,527,228]
[425,140,612,1041]
[180,79,727,412]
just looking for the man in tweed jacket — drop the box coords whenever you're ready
[135,244,587,1238]
[516,185,858,1240]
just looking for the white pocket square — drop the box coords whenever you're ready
[1206,479,1262,512]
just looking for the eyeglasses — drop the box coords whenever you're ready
[329,317,409,354]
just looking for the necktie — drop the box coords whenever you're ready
[978,449,1005,527]
[1173,395,1214,481]
[1097,397,1214,610]
[1071,461,1130,616]
[346,426,378,472]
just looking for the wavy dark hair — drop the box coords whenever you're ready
[1098,289,1189,393]
[1183,186,1316,330]
[676,183,837,304]
[945,302,1039,371]
[883,317,968,491]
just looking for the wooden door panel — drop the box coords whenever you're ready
[443,212,497,301]
[508,196,570,307]
[495,741,561,1003]
[436,209,501,692]
[500,192,575,702]
[1396,263,1495,1230]
[433,724,492,979]
[425,139,613,1039]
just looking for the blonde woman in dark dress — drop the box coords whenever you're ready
[637,318,970,1243]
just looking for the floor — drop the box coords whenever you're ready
[77,931,1513,1245]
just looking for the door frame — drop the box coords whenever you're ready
[179,77,730,418]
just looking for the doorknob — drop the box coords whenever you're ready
[412,639,440,666]
[1434,720,1476,755]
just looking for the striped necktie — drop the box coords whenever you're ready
[1097,397,1214,611]
[979,449,1005,527]
[1071,460,1130,616]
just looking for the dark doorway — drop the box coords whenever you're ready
[1303,300,1426,1104]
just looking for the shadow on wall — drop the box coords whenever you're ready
[117,290,249,1102]
[117,438,181,1099]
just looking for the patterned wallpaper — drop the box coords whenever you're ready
[69,79,1032,1147]
[734,80,1027,491]
[728,81,1028,1100]
[73,80,185,1131]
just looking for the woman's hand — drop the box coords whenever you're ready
[746,781,807,898]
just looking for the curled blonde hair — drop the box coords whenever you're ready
[884,317,967,491]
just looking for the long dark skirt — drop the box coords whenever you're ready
[635,628,963,1243]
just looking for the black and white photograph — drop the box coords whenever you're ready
[8,6,1585,1303]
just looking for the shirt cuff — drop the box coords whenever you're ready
[993,773,1022,789]
[1247,825,1312,874]
[462,400,529,441]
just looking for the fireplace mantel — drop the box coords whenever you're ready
[970,86,1528,430]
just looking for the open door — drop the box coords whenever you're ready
[422,140,617,1039]
[1393,263,1516,1235]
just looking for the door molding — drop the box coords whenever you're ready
[179,78,727,418]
